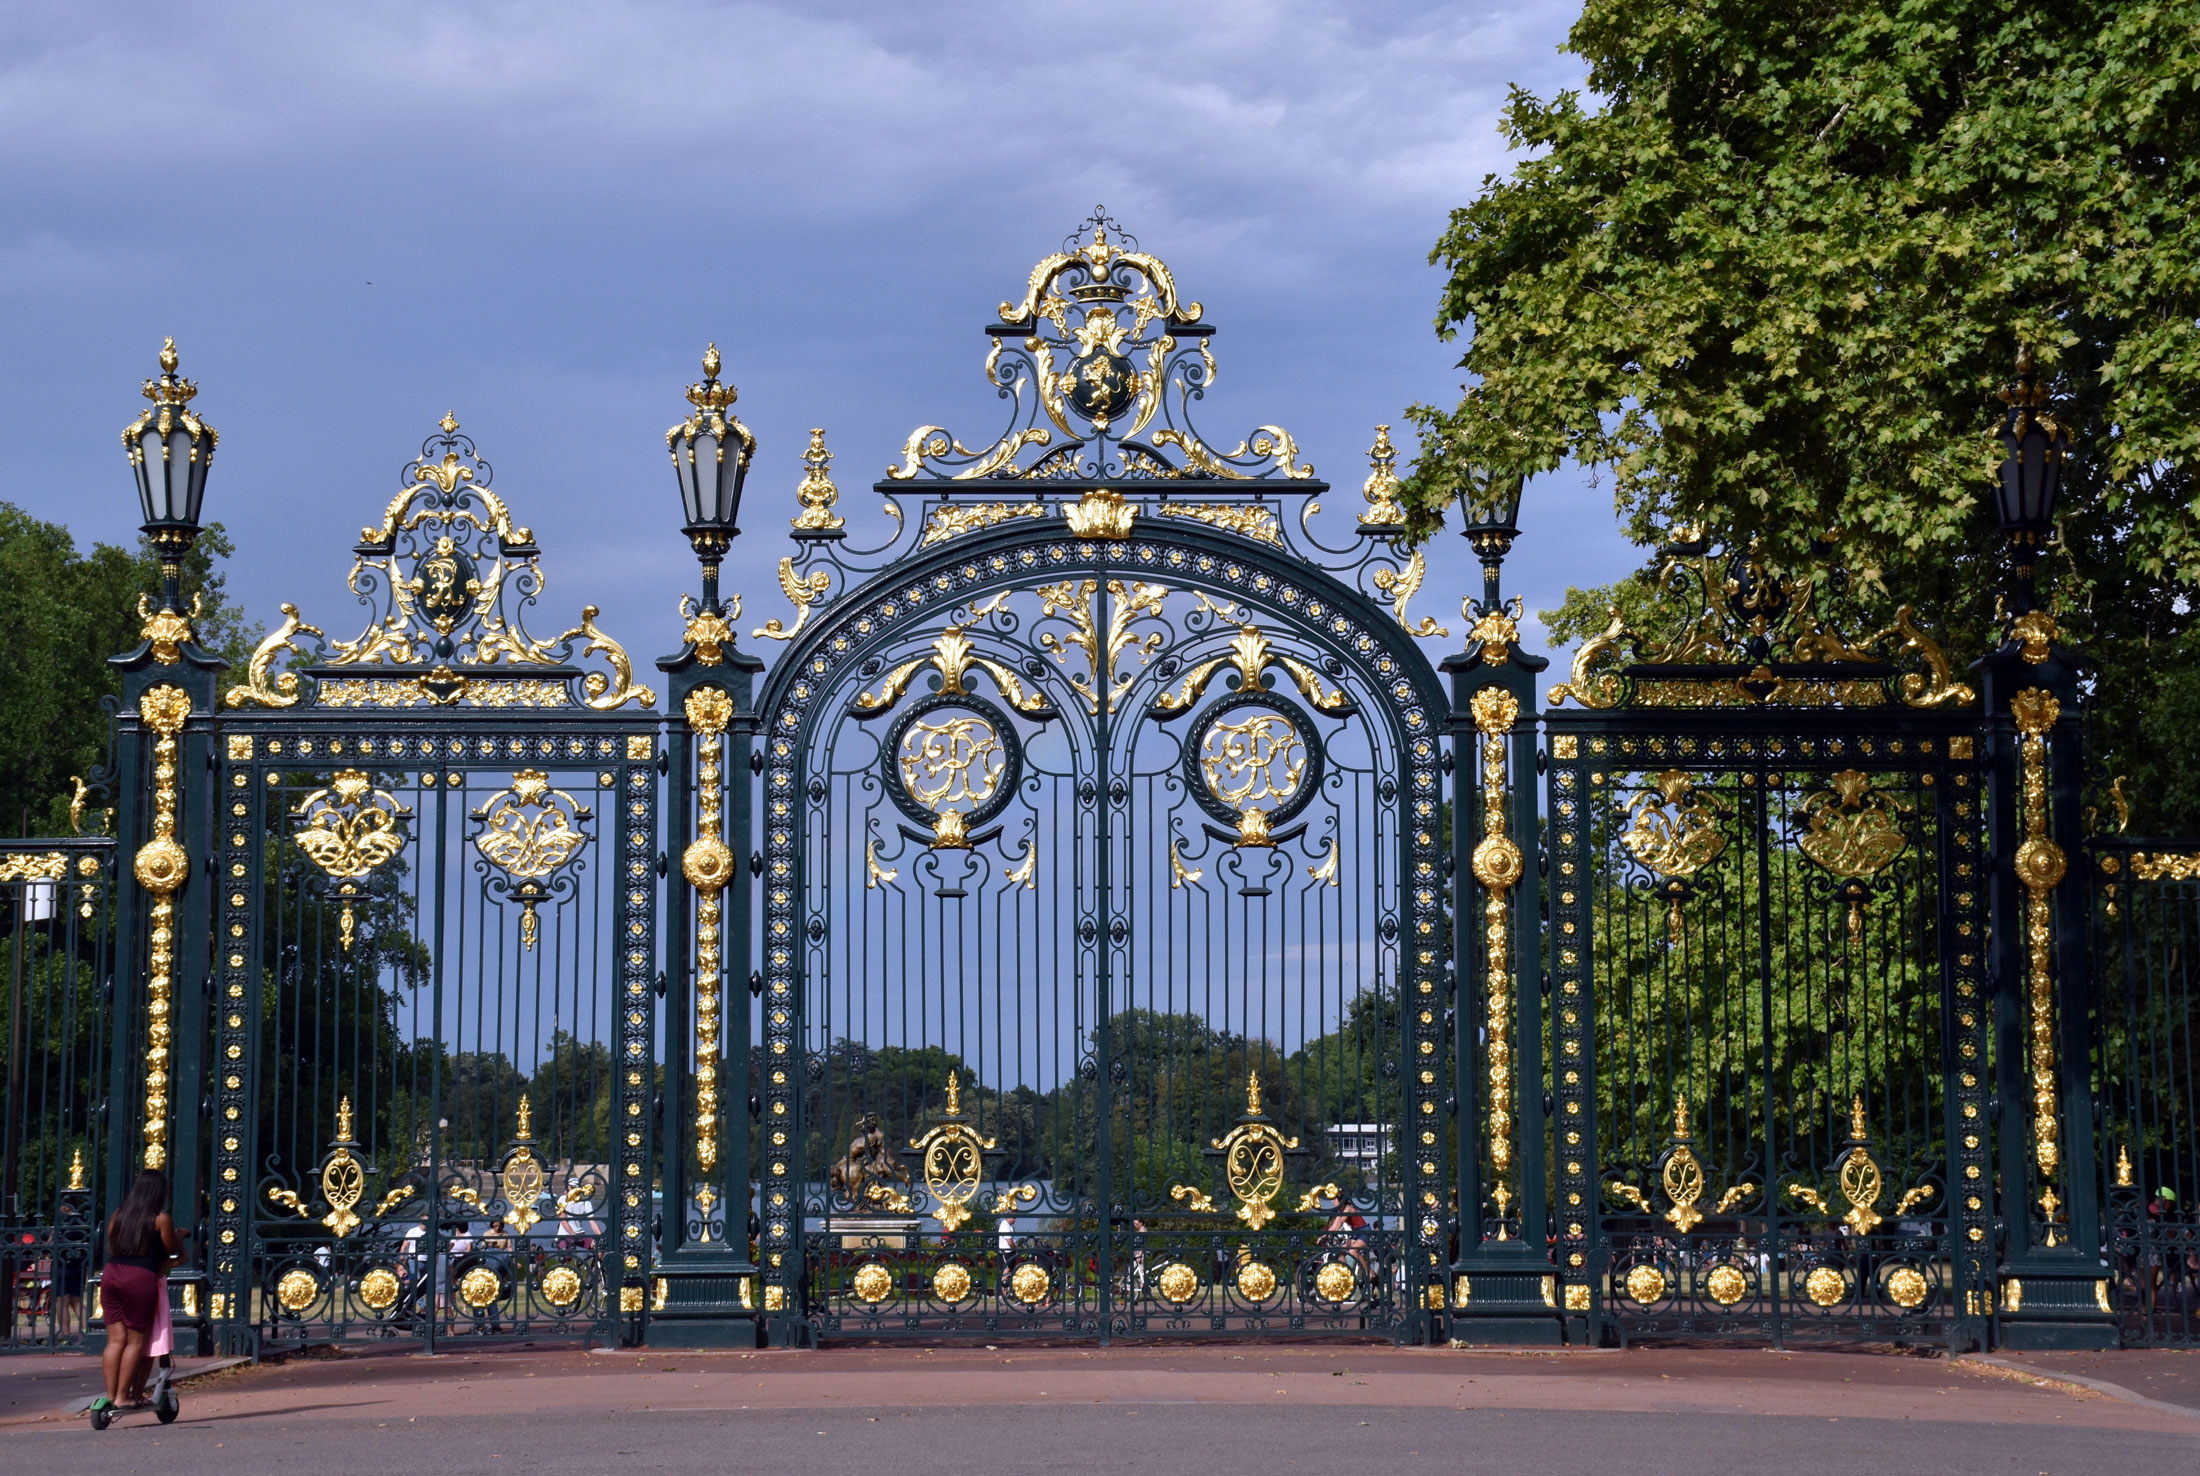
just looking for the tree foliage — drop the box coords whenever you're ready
[0,504,258,835]
[1403,1,2200,825]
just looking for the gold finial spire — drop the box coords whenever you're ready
[945,1071,961,1117]
[336,1096,355,1143]
[1850,1095,1868,1141]
[516,1095,534,1141]
[1673,1094,1691,1140]
[141,337,200,407]
[1360,425,1404,526]
[791,427,845,532]
[439,410,460,434]
[2116,1143,2134,1187]
[1247,1071,1262,1116]
[686,343,738,411]
[67,1145,86,1191]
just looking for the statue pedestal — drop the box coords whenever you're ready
[835,1216,927,1251]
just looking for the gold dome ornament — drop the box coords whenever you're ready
[1008,1262,1051,1305]
[851,1262,894,1303]
[1155,1262,1200,1304]
[356,1267,402,1312]
[932,1263,973,1303]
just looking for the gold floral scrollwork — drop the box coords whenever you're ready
[899,715,1008,837]
[679,594,741,666]
[320,1097,366,1237]
[294,770,412,952]
[136,591,200,665]
[1786,1097,1935,1236]
[1149,623,1352,717]
[2010,687,2065,1219]
[1202,711,1305,848]
[684,687,734,1178]
[1156,503,1283,545]
[134,685,191,1171]
[1469,687,1521,1208]
[1797,769,1912,944]
[1609,1097,1754,1234]
[2010,608,2058,665]
[1037,579,1168,715]
[790,427,845,533]
[1207,1073,1300,1231]
[1063,488,1137,539]
[920,501,1047,546]
[906,1072,997,1232]
[1619,770,1727,945]
[471,770,590,952]
[556,606,656,710]
[501,1097,547,1235]
[753,558,831,643]
[857,626,1054,718]
[225,603,324,707]
[1373,551,1449,639]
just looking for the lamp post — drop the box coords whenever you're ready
[1993,347,2067,614]
[122,338,216,617]
[1462,468,1525,616]
[667,344,755,615]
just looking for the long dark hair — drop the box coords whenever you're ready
[109,1169,169,1257]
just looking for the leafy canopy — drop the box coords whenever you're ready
[1402,2,2200,819]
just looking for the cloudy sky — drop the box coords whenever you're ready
[1,0,1638,665]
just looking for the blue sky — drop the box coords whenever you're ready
[1,0,1640,664]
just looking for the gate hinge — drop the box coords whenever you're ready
[749,1094,762,1120]
[1536,749,1549,775]
[1447,1095,1458,1118]
[750,969,764,997]
[1441,749,1455,774]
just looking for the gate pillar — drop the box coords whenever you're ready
[647,375,770,1347]
[108,341,227,1354]
[1982,616,2115,1347]
[1439,519,1559,1342]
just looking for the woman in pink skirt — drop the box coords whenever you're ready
[91,1170,184,1423]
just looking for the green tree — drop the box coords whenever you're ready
[0,505,257,835]
[1403,0,2200,826]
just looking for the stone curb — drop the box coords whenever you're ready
[1961,1353,2200,1425]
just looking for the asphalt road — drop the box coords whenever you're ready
[3,1343,2193,1473]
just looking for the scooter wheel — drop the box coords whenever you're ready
[90,1403,112,1431]
[155,1391,179,1424]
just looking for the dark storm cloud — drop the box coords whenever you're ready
[0,0,1633,653]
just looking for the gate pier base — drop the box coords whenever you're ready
[1445,1267,1563,1346]
[646,1262,764,1348]
[1992,1267,2119,1350]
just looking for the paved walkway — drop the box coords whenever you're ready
[1990,1347,2200,1416]
[2,1342,2193,1471]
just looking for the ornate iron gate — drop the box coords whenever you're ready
[198,420,659,1351]
[1537,540,1994,1346]
[32,218,2163,1354]
[708,217,1451,1343]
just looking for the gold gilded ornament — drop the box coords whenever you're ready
[1009,1262,1051,1305]
[1357,425,1405,527]
[852,1262,893,1304]
[932,1263,973,1303]
[275,1268,319,1312]
[134,685,191,1169]
[1063,488,1137,539]
[1885,1267,1928,1310]
[294,771,411,951]
[356,1268,401,1312]
[540,1264,584,1309]
[1314,1262,1358,1303]
[1804,1266,1846,1307]
[458,1265,503,1310]
[789,427,845,533]
[1155,1262,1200,1304]
[1705,1265,1747,1306]
[1235,1261,1278,1302]
[1624,1265,1667,1305]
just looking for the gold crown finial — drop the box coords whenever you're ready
[1673,1094,1691,1139]
[439,411,460,434]
[1850,1095,1868,1140]
[67,1145,86,1191]
[945,1071,961,1116]
[1247,1071,1262,1116]
[141,338,200,407]
[516,1095,534,1141]
[336,1096,354,1142]
[685,345,738,412]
